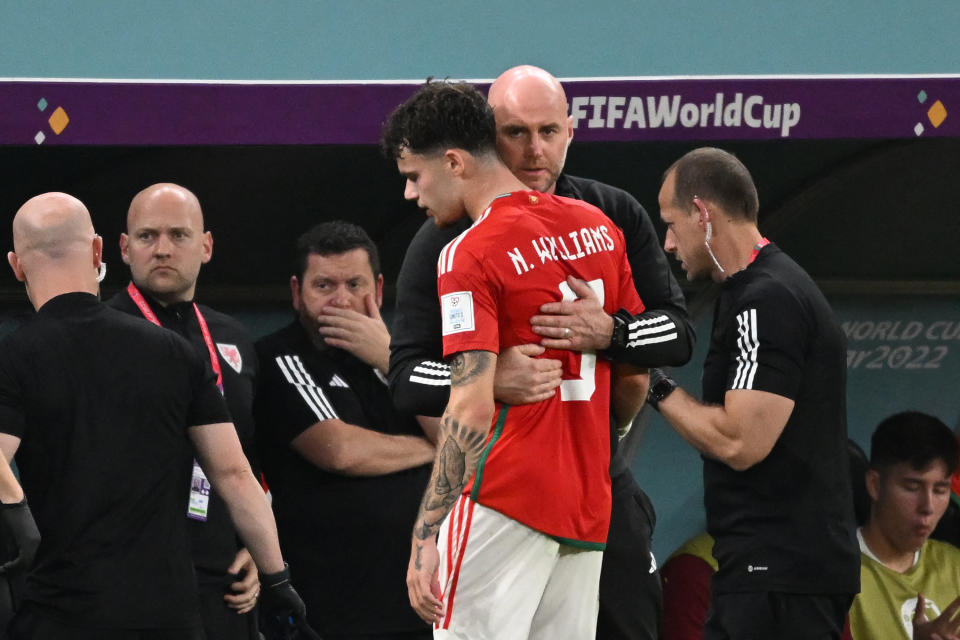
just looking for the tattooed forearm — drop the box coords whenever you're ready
[424,436,465,510]
[443,416,489,451]
[418,417,490,527]
[412,418,492,539]
[450,351,493,386]
[411,351,496,546]
[414,516,445,541]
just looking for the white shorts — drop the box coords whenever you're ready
[434,495,602,640]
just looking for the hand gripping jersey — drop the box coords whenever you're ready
[438,191,644,548]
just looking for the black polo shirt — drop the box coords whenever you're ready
[0,292,230,629]
[254,320,431,636]
[107,288,258,574]
[701,244,860,595]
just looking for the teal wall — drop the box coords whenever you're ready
[2,1,958,80]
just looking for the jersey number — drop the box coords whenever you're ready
[559,278,604,402]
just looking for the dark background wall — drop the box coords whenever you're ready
[2,137,957,559]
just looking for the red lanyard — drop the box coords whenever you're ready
[126,282,223,392]
[748,237,770,265]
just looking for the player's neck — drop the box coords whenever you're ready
[860,522,919,573]
[464,163,528,221]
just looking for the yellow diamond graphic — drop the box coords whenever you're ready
[48,107,69,135]
[927,101,947,128]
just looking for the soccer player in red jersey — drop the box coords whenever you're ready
[382,80,647,639]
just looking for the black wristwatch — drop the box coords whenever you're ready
[608,308,633,351]
[647,368,678,411]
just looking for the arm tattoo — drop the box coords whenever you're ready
[424,418,485,509]
[432,437,465,501]
[450,351,492,386]
[413,417,490,541]
[444,416,489,454]
[414,518,445,541]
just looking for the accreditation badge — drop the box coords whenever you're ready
[187,459,211,521]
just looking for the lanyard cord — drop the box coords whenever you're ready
[126,282,223,391]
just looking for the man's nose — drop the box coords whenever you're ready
[404,180,418,202]
[328,287,352,307]
[526,137,543,158]
[664,228,677,253]
[155,234,173,256]
[917,489,936,515]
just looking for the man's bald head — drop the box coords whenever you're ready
[488,65,569,115]
[487,65,573,194]
[12,192,95,259]
[127,183,203,232]
[8,192,103,308]
[120,182,212,304]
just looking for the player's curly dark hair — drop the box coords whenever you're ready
[294,220,380,281]
[380,79,497,159]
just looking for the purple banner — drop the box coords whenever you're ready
[2,76,957,145]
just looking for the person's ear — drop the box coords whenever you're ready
[7,252,24,283]
[693,197,709,222]
[693,196,711,235]
[865,469,881,503]
[290,276,302,311]
[445,149,467,177]
[92,234,103,268]
[200,231,213,264]
[119,233,132,265]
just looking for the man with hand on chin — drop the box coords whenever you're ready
[254,221,435,639]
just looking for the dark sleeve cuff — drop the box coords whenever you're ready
[604,308,695,367]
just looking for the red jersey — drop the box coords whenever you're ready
[438,191,644,548]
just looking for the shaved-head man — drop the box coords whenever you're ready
[487,65,573,194]
[387,66,695,640]
[0,192,308,639]
[120,183,211,303]
[107,183,263,640]
[7,192,104,307]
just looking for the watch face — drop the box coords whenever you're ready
[651,377,677,404]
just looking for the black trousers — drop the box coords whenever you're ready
[703,591,854,640]
[196,568,258,640]
[7,605,205,640]
[596,470,662,640]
